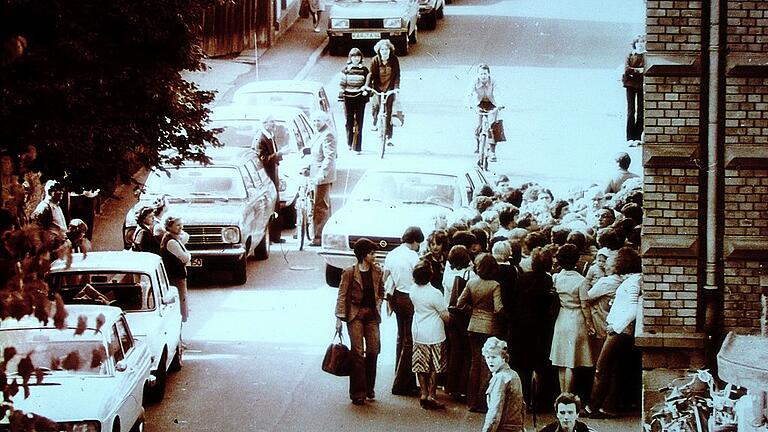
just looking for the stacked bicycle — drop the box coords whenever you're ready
[644,369,745,432]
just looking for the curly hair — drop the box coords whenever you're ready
[373,39,395,55]
[481,336,509,362]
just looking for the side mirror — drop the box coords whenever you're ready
[163,286,179,305]
[302,147,311,156]
[115,360,128,372]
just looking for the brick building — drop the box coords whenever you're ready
[638,0,768,411]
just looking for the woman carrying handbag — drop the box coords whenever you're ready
[334,238,384,405]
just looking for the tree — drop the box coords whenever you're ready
[1,0,218,428]
[0,0,220,194]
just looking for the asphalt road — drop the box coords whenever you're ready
[91,0,647,430]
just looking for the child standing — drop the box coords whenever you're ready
[482,337,525,432]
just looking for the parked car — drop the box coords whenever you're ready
[418,0,444,29]
[317,167,489,286]
[327,0,420,56]
[209,105,320,224]
[231,80,338,137]
[47,251,183,403]
[124,147,277,285]
[0,304,151,432]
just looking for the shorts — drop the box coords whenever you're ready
[412,341,447,373]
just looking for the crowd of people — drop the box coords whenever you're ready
[333,151,643,429]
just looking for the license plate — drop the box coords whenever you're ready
[352,32,380,39]
[189,258,203,268]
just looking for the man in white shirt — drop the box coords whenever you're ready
[383,226,424,395]
[33,180,67,236]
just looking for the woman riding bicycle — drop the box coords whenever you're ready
[368,39,400,147]
[339,47,370,153]
[466,63,501,161]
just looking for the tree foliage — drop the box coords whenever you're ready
[1,0,220,194]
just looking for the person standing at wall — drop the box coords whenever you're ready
[623,34,646,146]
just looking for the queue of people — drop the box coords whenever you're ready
[332,160,644,429]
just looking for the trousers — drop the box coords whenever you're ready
[346,306,380,400]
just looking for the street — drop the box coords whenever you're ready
[91,0,646,430]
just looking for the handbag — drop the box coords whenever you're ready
[321,329,352,376]
[447,270,470,329]
[490,119,507,142]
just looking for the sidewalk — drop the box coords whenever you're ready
[181,14,329,106]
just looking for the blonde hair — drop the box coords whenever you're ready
[482,337,509,362]
[373,39,395,56]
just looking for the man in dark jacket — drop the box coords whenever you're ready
[255,115,286,244]
[539,393,595,432]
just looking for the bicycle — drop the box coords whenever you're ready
[368,88,398,158]
[474,105,504,171]
[293,166,315,251]
[644,369,744,432]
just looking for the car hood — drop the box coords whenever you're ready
[323,200,463,238]
[330,1,411,18]
[11,376,121,421]
[127,201,243,227]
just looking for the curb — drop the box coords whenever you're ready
[294,37,329,80]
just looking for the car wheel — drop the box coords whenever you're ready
[280,203,297,229]
[146,351,167,404]
[253,231,269,260]
[436,4,444,19]
[130,415,145,432]
[328,37,346,56]
[325,264,343,287]
[409,24,418,44]
[168,338,183,372]
[395,35,409,56]
[423,11,437,30]
[232,255,248,285]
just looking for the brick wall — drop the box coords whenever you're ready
[646,1,702,52]
[726,1,768,53]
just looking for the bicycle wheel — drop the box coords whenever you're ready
[379,116,386,158]
[479,134,489,170]
[305,190,315,242]
[298,205,308,251]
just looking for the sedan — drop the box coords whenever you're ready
[0,304,152,432]
[47,251,183,403]
[327,0,420,56]
[318,167,489,286]
[231,80,338,137]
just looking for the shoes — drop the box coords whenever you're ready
[420,399,445,410]
[489,154,497,162]
[355,151,362,155]
[352,398,365,406]
[449,393,467,403]
[308,241,321,247]
[366,391,376,400]
[468,406,487,413]
[474,146,479,154]
[370,125,378,131]
[628,139,642,147]
[271,238,286,244]
[313,27,320,33]
[386,140,394,147]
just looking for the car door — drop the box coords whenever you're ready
[112,318,142,432]
[243,160,270,242]
[156,265,181,363]
[239,163,263,249]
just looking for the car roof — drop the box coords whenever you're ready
[363,165,471,178]
[1,304,124,331]
[210,104,306,122]
[156,147,258,169]
[50,251,161,274]
[234,80,323,95]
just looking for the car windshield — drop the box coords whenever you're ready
[144,167,246,199]
[232,92,314,117]
[47,272,155,312]
[210,121,298,155]
[350,172,457,208]
[1,328,108,376]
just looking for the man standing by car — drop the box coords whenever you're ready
[309,112,336,247]
[383,226,424,395]
[255,115,287,244]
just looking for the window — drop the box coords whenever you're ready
[245,161,263,185]
[115,317,134,355]
[110,326,124,363]
[240,166,256,189]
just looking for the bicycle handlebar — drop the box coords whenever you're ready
[365,88,398,97]
[473,105,505,115]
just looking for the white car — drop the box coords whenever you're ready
[231,80,338,137]
[47,251,183,404]
[418,0,444,29]
[210,105,320,222]
[327,0,420,56]
[0,304,151,432]
[318,167,489,286]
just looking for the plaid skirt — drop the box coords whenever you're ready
[412,341,447,373]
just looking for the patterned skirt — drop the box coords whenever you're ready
[412,341,448,373]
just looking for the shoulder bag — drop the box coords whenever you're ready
[321,329,352,376]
